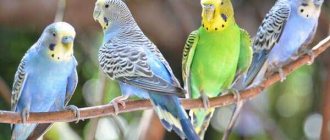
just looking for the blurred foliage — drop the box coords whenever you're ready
[0,0,329,140]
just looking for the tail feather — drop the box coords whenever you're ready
[245,50,268,86]
[27,123,53,140]
[190,108,215,139]
[149,93,200,140]
[11,124,37,140]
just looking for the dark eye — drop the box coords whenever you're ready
[105,4,109,8]
[221,2,224,5]
[52,33,56,37]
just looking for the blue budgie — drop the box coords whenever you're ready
[93,0,199,139]
[11,22,79,140]
[224,0,324,139]
[246,0,324,86]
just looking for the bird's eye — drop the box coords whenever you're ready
[52,33,56,37]
[105,4,109,8]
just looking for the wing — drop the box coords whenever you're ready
[232,29,253,89]
[236,29,253,76]
[140,31,182,88]
[245,0,290,85]
[11,57,28,113]
[299,23,318,53]
[99,39,184,96]
[181,30,199,97]
[65,58,78,105]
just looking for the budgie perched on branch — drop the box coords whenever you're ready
[93,0,199,139]
[226,0,324,139]
[245,0,324,87]
[11,22,79,140]
[182,0,252,139]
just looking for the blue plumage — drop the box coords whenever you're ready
[93,0,199,139]
[11,22,78,140]
[245,0,323,86]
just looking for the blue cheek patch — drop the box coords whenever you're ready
[221,13,227,22]
[49,44,56,51]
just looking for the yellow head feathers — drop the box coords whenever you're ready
[43,22,76,62]
[93,0,107,30]
[200,0,234,32]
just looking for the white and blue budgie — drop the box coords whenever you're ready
[11,22,79,140]
[245,0,324,86]
[93,0,199,139]
[225,0,324,138]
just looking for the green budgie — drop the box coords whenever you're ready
[182,0,252,139]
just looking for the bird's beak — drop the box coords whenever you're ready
[62,36,74,45]
[202,4,215,22]
[93,8,101,21]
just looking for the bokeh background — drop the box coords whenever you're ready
[0,0,329,140]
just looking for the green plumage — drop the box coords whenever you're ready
[182,2,252,137]
[190,25,241,99]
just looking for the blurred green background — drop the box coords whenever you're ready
[0,0,329,140]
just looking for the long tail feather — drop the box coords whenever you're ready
[190,108,215,139]
[11,124,37,140]
[149,93,200,140]
[245,50,268,86]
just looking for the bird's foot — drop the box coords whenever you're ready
[305,49,315,65]
[110,95,129,115]
[21,108,30,124]
[223,88,241,103]
[278,68,286,82]
[290,55,299,61]
[65,105,80,123]
[200,92,210,109]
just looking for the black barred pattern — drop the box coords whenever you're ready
[99,28,185,95]
[98,0,182,89]
[244,0,290,86]
[182,30,199,82]
[253,0,290,52]
[11,58,27,112]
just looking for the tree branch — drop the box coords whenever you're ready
[0,36,329,124]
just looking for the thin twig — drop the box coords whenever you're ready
[85,75,107,140]
[54,0,66,22]
[0,36,329,124]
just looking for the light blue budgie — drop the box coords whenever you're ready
[93,0,199,139]
[11,22,79,140]
[245,0,324,86]
[225,0,324,138]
